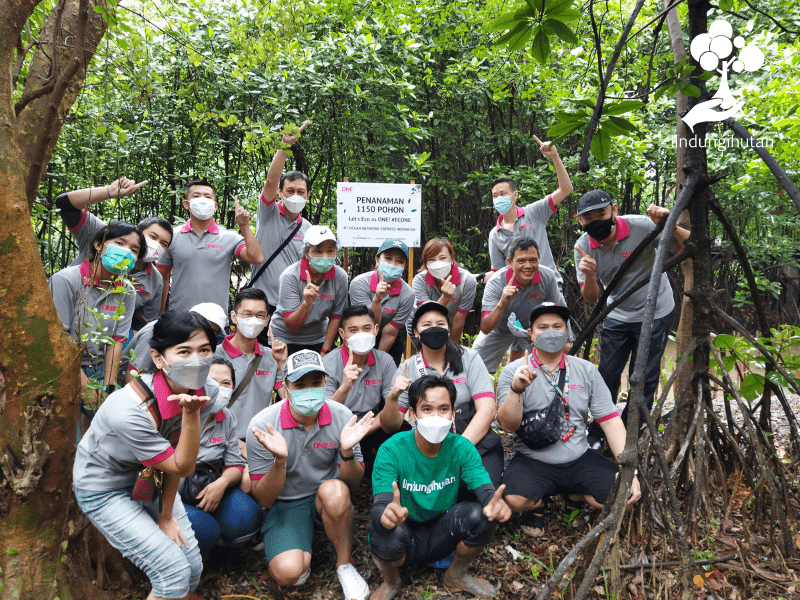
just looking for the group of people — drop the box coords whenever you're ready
[51,125,690,600]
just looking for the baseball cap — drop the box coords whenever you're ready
[575,190,613,216]
[285,349,327,382]
[377,238,409,258]
[305,225,337,247]
[190,302,228,332]
[411,301,450,332]
[529,302,570,325]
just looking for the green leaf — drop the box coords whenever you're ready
[529,27,551,63]
[495,22,528,46]
[604,100,644,115]
[682,84,701,97]
[590,127,611,161]
[508,26,535,53]
[607,115,638,132]
[543,19,578,44]
[489,12,522,32]
[547,120,583,137]
[714,334,737,350]
[740,373,765,402]
[766,371,789,388]
[6,548,18,555]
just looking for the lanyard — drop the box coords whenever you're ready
[531,349,575,442]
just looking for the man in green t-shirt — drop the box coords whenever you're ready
[369,376,511,599]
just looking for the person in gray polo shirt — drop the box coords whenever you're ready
[485,136,573,286]
[246,349,373,600]
[473,237,566,373]
[349,238,415,366]
[156,179,264,314]
[54,177,173,329]
[497,303,641,537]
[323,304,410,471]
[270,225,348,355]
[573,190,690,447]
[251,123,312,319]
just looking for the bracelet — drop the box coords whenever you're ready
[339,449,355,462]
[273,461,287,469]
[106,185,112,199]
[510,386,525,395]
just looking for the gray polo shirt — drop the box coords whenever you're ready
[394,346,496,416]
[246,399,364,501]
[124,321,156,376]
[270,258,348,346]
[49,261,137,367]
[349,270,415,332]
[323,345,397,415]
[73,372,225,491]
[156,219,245,313]
[497,352,618,464]
[252,195,311,306]
[480,265,565,334]
[411,263,477,325]
[214,334,284,439]
[66,209,106,267]
[574,216,677,322]
[488,197,563,285]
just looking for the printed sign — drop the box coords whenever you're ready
[336,182,421,248]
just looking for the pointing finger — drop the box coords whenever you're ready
[401,362,408,377]
[347,348,354,366]
[533,135,543,146]
[268,327,275,344]
[493,484,506,500]
[391,481,401,503]
[575,246,590,259]
[380,270,385,283]
[523,350,529,365]
[132,180,149,192]
[306,270,311,282]
[234,195,240,210]
[298,120,310,133]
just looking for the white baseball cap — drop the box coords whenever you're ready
[305,225,337,247]
[285,349,327,382]
[190,302,228,332]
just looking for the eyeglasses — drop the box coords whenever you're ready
[237,312,268,320]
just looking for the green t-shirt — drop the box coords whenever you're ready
[372,430,492,523]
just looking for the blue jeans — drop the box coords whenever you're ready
[184,488,264,553]
[74,488,202,599]
[590,313,672,435]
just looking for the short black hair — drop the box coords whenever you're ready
[137,216,173,246]
[185,179,216,198]
[491,176,518,193]
[150,311,218,357]
[508,238,539,261]
[279,171,311,192]
[211,357,236,388]
[233,288,268,313]
[89,221,146,261]
[341,304,375,328]
[408,375,456,412]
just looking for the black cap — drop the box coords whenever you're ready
[411,301,450,332]
[576,190,613,216]
[529,302,570,325]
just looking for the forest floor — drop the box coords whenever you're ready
[117,395,800,600]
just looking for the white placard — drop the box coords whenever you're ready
[336,182,422,248]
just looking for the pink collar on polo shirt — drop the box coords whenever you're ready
[278,200,303,223]
[505,267,542,287]
[588,217,630,249]
[153,371,206,420]
[532,348,567,370]
[144,263,153,275]
[495,206,525,231]
[279,399,332,429]
[424,262,462,286]
[79,260,128,289]
[180,219,220,235]
[221,333,263,357]
[300,256,337,281]
[420,349,449,369]
[369,270,403,295]
[339,344,376,367]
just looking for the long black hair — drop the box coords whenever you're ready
[150,311,218,357]
[88,221,146,261]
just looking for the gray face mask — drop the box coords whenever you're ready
[534,330,567,353]
[162,355,213,390]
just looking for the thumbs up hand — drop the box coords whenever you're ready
[381,481,409,529]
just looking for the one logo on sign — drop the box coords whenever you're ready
[341,186,352,191]
[683,19,765,132]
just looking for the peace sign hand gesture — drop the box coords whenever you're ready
[380,481,409,529]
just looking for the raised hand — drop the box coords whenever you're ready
[342,348,362,390]
[380,481,409,530]
[574,246,597,278]
[234,195,251,229]
[511,351,537,391]
[391,363,412,396]
[483,484,512,522]
[108,176,148,199]
[340,411,375,452]
[646,203,670,225]
[499,284,519,306]
[281,120,310,147]
[269,327,288,365]
[303,270,320,305]
[533,135,558,160]
[374,270,391,301]
[439,274,456,299]
[252,423,288,460]
[167,394,209,413]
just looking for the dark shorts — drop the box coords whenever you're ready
[502,449,619,504]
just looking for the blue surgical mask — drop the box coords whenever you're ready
[377,261,403,283]
[493,195,513,214]
[290,386,327,415]
[309,256,336,273]
[101,244,136,275]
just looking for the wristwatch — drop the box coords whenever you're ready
[102,384,117,393]
[339,449,355,462]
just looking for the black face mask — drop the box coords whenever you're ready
[583,217,614,241]
[419,327,449,350]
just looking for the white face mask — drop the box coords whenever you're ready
[347,332,376,355]
[189,197,216,220]
[282,194,307,214]
[236,316,267,339]
[415,415,452,444]
[217,387,233,401]
[427,260,452,280]
[143,237,164,263]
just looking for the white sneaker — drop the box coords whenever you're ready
[336,563,369,600]
[293,566,311,586]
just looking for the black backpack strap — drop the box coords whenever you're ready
[244,220,303,289]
